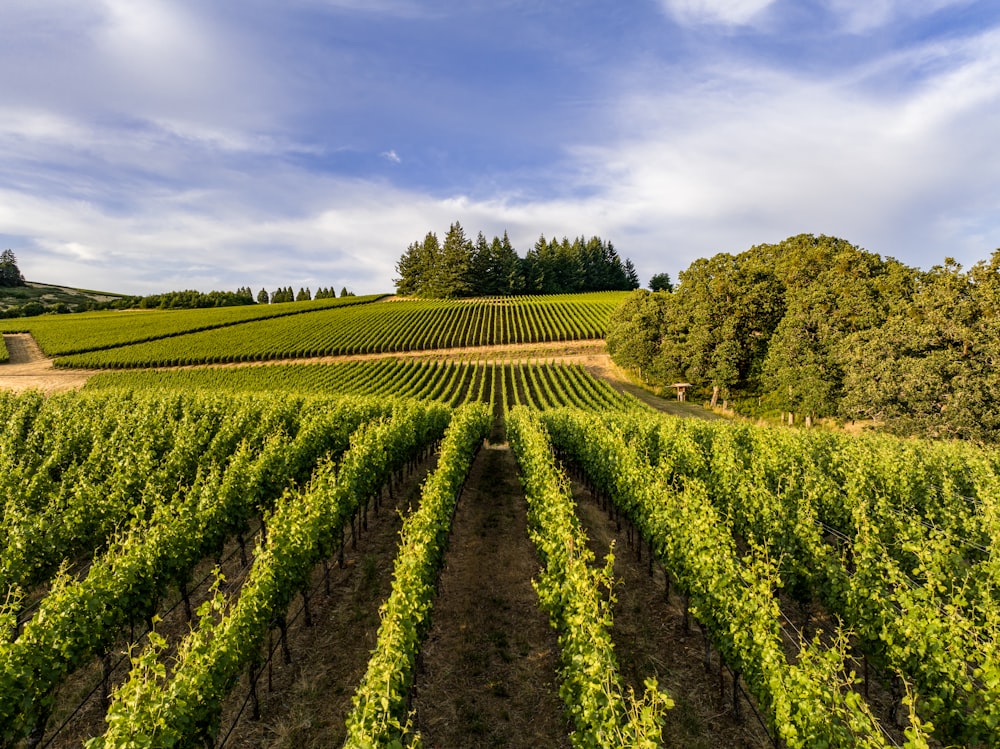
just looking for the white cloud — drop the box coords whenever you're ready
[825,0,974,34]
[658,0,777,26]
[381,149,402,164]
[563,26,1000,276]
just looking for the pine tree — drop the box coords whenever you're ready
[624,259,640,290]
[470,232,493,296]
[396,232,442,296]
[435,222,473,298]
[0,249,25,287]
[496,231,524,294]
[257,288,269,304]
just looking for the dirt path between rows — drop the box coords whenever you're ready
[412,443,569,747]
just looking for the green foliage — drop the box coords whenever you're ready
[0,390,400,745]
[0,250,25,288]
[837,253,1000,440]
[344,403,491,746]
[605,290,670,384]
[507,406,672,748]
[395,225,638,297]
[91,401,449,748]
[85,360,642,412]
[648,273,672,292]
[0,294,379,356]
[135,287,256,309]
[541,408,948,748]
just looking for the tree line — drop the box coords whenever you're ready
[261,286,353,304]
[395,222,641,298]
[607,233,1000,442]
[0,245,357,317]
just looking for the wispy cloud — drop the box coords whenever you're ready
[1,0,999,295]
[657,0,777,26]
[825,0,975,34]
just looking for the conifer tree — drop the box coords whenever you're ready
[0,249,25,287]
[435,221,473,298]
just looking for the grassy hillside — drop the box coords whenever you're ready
[0,281,129,315]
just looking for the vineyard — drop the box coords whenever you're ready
[0,295,381,357]
[85,360,639,413]
[48,293,626,368]
[1,290,999,748]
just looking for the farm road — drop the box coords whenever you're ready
[0,333,93,392]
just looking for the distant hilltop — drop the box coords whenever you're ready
[0,281,130,317]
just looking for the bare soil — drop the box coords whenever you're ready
[0,333,94,392]
[411,442,569,748]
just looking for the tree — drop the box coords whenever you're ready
[434,222,473,298]
[257,288,269,304]
[495,231,524,294]
[605,290,670,383]
[624,259,640,290]
[395,232,442,296]
[296,287,311,302]
[0,249,25,287]
[649,273,673,292]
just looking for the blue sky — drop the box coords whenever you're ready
[2,0,1000,295]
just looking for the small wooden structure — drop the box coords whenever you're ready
[670,383,692,402]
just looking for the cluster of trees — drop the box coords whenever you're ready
[608,234,1000,442]
[0,250,25,287]
[395,222,641,298]
[261,286,352,304]
[136,288,256,309]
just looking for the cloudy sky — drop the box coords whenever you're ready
[2,0,999,295]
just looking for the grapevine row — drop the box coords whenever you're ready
[644,416,1000,746]
[506,406,672,748]
[56,293,627,368]
[580,409,1000,747]
[86,360,641,413]
[0,392,294,599]
[0,295,380,356]
[344,403,491,746]
[540,408,931,749]
[0,395,396,747]
[91,402,450,748]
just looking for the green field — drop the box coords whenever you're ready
[53,292,626,368]
[1,290,995,749]
[0,294,381,356]
[85,360,640,412]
